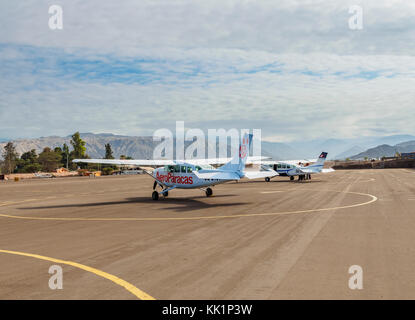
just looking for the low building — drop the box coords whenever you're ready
[401,152,415,160]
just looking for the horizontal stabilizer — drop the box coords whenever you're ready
[193,170,240,181]
[300,167,334,174]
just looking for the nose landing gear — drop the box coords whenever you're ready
[205,187,213,197]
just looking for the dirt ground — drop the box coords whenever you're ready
[0,169,414,299]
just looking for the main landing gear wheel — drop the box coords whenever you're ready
[206,187,213,197]
[265,177,271,182]
[152,191,159,201]
[163,191,168,197]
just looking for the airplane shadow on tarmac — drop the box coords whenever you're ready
[17,194,250,213]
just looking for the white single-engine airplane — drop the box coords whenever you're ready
[73,134,277,200]
[259,152,334,182]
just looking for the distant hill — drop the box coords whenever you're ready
[0,133,296,160]
[335,145,365,160]
[261,141,299,160]
[289,135,415,160]
[0,133,157,160]
[350,140,415,159]
[2,133,415,161]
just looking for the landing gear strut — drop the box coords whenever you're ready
[298,175,306,181]
[205,187,213,197]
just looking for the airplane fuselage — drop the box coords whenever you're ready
[152,164,233,189]
[269,163,324,176]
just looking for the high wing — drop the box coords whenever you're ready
[73,156,269,167]
[282,159,317,165]
[187,156,268,165]
[72,158,174,166]
[258,159,317,166]
[243,170,278,179]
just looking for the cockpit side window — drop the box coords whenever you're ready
[195,166,202,171]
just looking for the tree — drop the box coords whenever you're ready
[2,142,19,174]
[62,143,70,169]
[70,132,87,159]
[16,149,41,173]
[70,132,87,169]
[104,143,114,159]
[21,149,38,163]
[38,147,62,172]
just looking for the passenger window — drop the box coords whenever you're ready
[187,167,192,173]
[181,166,186,173]
[174,165,180,172]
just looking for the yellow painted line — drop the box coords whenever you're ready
[260,191,286,194]
[0,249,155,300]
[0,201,17,207]
[0,190,378,222]
[0,199,40,207]
[326,178,375,184]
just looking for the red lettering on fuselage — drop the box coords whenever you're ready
[156,172,193,185]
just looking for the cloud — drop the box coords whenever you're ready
[0,0,414,141]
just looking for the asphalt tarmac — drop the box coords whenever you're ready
[0,168,414,299]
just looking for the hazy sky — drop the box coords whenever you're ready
[0,0,414,141]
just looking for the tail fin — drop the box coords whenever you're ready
[316,152,328,166]
[220,133,253,173]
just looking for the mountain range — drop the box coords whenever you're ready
[1,133,415,161]
[350,140,415,160]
